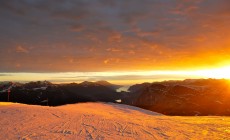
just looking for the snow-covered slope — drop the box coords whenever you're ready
[0,102,229,140]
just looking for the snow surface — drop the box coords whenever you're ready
[0,102,229,140]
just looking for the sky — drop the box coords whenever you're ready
[1,0,230,84]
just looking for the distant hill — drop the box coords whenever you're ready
[1,79,230,116]
[0,80,121,106]
[124,79,230,116]
[79,80,122,90]
[95,80,122,90]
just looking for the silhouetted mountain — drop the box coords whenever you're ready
[79,81,95,86]
[120,83,151,105]
[0,81,120,106]
[0,82,12,90]
[95,80,122,90]
[0,82,22,93]
[1,79,230,116]
[79,80,122,90]
[125,79,230,116]
[128,82,151,92]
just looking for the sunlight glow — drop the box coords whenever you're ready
[193,66,230,79]
[1,66,230,85]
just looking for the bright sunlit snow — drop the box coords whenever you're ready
[0,102,229,140]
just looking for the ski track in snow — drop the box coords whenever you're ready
[0,102,229,140]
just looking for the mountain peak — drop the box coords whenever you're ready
[95,80,112,86]
[79,81,95,86]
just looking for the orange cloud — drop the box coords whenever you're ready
[108,32,122,42]
[15,46,29,53]
[106,48,121,52]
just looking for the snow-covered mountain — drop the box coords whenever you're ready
[0,82,22,93]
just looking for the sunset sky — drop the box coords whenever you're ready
[1,0,230,85]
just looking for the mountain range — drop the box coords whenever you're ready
[1,79,230,116]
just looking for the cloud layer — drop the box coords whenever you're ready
[1,0,230,72]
